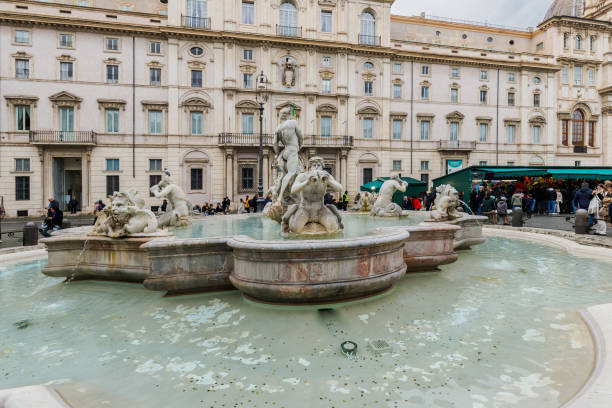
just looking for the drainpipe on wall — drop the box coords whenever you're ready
[132,36,136,178]
[496,68,500,165]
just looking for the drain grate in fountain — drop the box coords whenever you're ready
[368,339,391,353]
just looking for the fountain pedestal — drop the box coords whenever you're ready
[228,227,409,304]
[41,229,172,282]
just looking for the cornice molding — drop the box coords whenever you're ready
[4,94,39,107]
[0,10,583,73]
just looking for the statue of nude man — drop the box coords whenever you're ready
[282,156,344,234]
[274,106,303,201]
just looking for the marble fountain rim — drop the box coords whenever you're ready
[226,226,411,251]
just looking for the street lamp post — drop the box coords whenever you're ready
[255,71,268,213]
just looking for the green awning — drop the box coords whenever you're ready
[360,177,425,193]
[547,168,612,179]
[360,177,427,207]
[473,168,549,179]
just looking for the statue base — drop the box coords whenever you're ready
[282,222,342,237]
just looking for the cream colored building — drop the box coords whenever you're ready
[0,0,610,216]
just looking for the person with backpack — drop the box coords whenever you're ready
[497,196,509,225]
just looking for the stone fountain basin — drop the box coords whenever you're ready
[41,230,172,282]
[40,220,464,304]
[227,227,410,304]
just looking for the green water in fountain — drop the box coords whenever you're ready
[174,213,426,240]
[1,237,610,407]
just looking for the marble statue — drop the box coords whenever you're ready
[92,190,158,238]
[430,184,462,221]
[281,58,296,88]
[370,173,407,217]
[263,106,304,222]
[274,107,303,202]
[150,169,191,227]
[358,192,373,213]
[282,156,344,235]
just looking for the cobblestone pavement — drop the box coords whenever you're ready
[0,214,94,249]
[485,213,612,238]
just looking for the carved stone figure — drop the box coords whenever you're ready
[282,156,344,235]
[273,107,304,203]
[370,173,407,217]
[281,58,296,88]
[358,192,373,213]
[150,169,191,227]
[92,190,158,238]
[430,184,462,221]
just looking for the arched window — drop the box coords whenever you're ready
[563,32,569,48]
[360,10,376,45]
[590,36,596,51]
[575,35,582,50]
[572,110,584,146]
[279,1,298,36]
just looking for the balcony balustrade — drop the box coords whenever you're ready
[29,130,97,145]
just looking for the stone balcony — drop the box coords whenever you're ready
[29,130,97,145]
[436,140,477,151]
[218,133,353,148]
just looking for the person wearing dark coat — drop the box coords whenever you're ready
[573,183,593,210]
[401,196,413,211]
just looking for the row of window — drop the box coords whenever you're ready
[14,30,131,52]
[560,65,596,86]
[562,33,597,52]
[14,58,206,87]
[188,0,377,43]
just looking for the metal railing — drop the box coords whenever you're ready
[303,135,353,147]
[277,25,302,37]
[182,15,211,29]
[218,133,274,146]
[358,34,381,46]
[29,130,97,144]
[218,133,353,148]
[437,140,476,150]
[422,14,529,32]
[573,145,588,153]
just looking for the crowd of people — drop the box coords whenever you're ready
[468,178,612,235]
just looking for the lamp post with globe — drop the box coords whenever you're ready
[255,71,269,213]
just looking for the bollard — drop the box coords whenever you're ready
[575,209,589,234]
[23,222,38,246]
[511,207,524,227]
[62,220,71,230]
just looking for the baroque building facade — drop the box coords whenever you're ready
[0,0,610,215]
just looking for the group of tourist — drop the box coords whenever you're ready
[193,197,232,216]
[471,178,612,235]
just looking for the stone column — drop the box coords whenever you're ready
[340,150,348,189]
[263,148,270,194]
[225,149,234,200]
[81,151,90,211]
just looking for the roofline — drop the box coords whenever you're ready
[390,14,535,38]
[537,15,612,29]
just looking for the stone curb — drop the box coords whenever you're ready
[484,225,612,249]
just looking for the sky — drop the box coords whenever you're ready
[390,0,553,29]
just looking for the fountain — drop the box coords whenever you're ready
[40,114,461,302]
[424,184,487,249]
[370,173,407,217]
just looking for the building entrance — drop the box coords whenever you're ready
[53,157,82,211]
